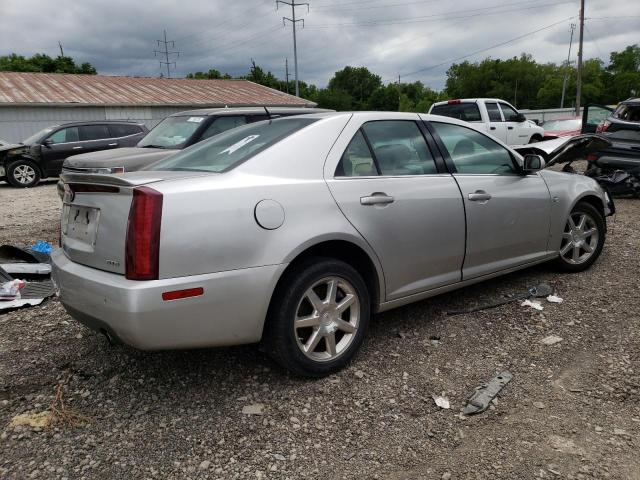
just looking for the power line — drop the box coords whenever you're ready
[393,16,575,81]
[277,0,309,97]
[154,30,179,78]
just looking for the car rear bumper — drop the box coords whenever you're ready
[51,248,286,350]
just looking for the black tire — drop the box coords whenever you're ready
[529,135,542,144]
[554,201,605,273]
[264,257,371,377]
[6,159,41,188]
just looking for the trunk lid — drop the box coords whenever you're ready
[60,171,210,275]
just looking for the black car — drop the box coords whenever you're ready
[1,121,148,188]
[582,98,640,162]
[61,107,331,176]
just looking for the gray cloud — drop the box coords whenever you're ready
[1,0,638,90]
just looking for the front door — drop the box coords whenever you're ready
[581,105,613,133]
[429,121,552,280]
[325,116,466,301]
[41,126,81,175]
[485,101,507,143]
[499,102,528,145]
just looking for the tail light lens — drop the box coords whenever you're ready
[586,153,599,162]
[596,121,610,133]
[125,186,163,280]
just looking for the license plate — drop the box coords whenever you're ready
[63,204,100,246]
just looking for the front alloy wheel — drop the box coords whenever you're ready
[555,202,605,272]
[265,257,370,377]
[7,160,41,188]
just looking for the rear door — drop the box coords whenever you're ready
[428,120,551,280]
[107,124,145,147]
[325,115,466,301]
[581,104,613,133]
[78,125,113,155]
[484,101,508,143]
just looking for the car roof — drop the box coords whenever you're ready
[621,97,640,105]
[54,120,146,128]
[431,98,509,105]
[170,107,333,117]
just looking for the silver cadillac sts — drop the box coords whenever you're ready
[53,112,613,377]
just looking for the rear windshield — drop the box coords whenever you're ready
[148,117,317,173]
[431,103,482,122]
[613,103,640,122]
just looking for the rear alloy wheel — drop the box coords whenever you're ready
[555,202,605,272]
[265,258,370,377]
[7,160,41,188]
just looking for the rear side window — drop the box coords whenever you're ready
[79,125,110,141]
[485,102,503,122]
[48,127,79,143]
[108,124,142,137]
[149,117,317,173]
[431,122,517,175]
[336,121,437,177]
[613,103,640,122]
[431,103,482,122]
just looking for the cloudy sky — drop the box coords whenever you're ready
[2,0,638,90]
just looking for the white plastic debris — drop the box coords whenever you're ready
[546,295,564,304]
[521,299,544,311]
[0,298,43,310]
[0,279,25,301]
[541,335,563,346]
[432,394,451,409]
[241,403,265,415]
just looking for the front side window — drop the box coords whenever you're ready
[485,102,503,122]
[199,116,248,141]
[431,122,517,175]
[79,125,110,141]
[48,127,79,144]
[148,117,317,173]
[499,103,520,122]
[431,103,482,122]
[138,116,206,149]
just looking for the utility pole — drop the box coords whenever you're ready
[560,23,576,109]
[58,41,64,57]
[277,0,309,97]
[285,58,290,94]
[398,74,402,108]
[575,0,585,116]
[154,30,179,79]
[514,79,518,108]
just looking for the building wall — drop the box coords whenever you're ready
[0,106,194,142]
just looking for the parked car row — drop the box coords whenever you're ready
[52,111,614,376]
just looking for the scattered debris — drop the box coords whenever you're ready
[521,299,544,311]
[462,371,513,415]
[533,401,546,409]
[613,428,628,436]
[49,382,90,427]
[1,263,51,275]
[546,295,564,303]
[31,240,53,254]
[0,279,25,300]
[432,394,451,409]
[242,403,265,415]
[354,370,365,379]
[541,335,563,346]
[446,283,553,315]
[8,411,53,429]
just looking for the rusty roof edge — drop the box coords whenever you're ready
[0,101,317,108]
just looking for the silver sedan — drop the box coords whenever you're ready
[52,112,613,377]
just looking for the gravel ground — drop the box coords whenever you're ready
[0,180,638,480]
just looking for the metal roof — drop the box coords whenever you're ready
[0,72,316,108]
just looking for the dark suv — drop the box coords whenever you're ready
[1,121,148,188]
[582,98,640,162]
[61,107,331,176]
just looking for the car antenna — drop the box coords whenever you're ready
[264,106,271,119]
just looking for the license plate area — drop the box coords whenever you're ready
[62,204,100,247]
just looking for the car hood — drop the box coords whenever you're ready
[0,143,25,154]
[63,147,178,171]
[514,134,612,166]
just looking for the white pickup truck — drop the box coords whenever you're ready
[429,98,545,146]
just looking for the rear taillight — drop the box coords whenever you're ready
[596,121,611,133]
[125,186,163,280]
[586,153,599,162]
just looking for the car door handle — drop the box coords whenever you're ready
[507,126,514,130]
[490,126,496,130]
[72,146,83,150]
[360,193,394,206]
[107,143,118,147]
[468,190,492,202]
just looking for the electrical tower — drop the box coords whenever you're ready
[560,23,576,109]
[277,0,309,97]
[154,30,179,78]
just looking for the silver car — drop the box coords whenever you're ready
[52,112,613,377]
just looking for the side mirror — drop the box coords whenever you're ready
[523,154,545,173]
[42,139,53,147]
[515,113,527,123]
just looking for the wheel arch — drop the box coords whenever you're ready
[572,193,606,225]
[7,155,44,175]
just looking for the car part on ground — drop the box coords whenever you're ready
[445,283,553,316]
[0,121,148,188]
[463,371,513,415]
[52,111,612,377]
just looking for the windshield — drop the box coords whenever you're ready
[543,119,581,130]
[23,127,56,145]
[138,116,207,149]
[148,117,317,173]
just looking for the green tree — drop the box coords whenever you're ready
[186,69,232,79]
[0,53,97,74]
[327,66,382,110]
